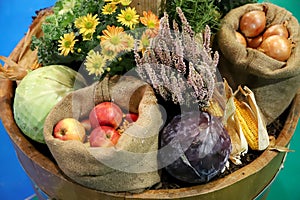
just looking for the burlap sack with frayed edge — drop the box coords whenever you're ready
[216,3,300,124]
[43,75,163,192]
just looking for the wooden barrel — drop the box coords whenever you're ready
[0,3,300,200]
[1,77,299,200]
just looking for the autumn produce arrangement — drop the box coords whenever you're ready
[0,0,300,197]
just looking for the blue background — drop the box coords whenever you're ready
[0,0,299,199]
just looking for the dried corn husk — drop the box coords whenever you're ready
[236,86,269,151]
[0,8,53,80]
[268,136,294,152]
[224,80,270,165]
[223,80,248,165]
[206,91,226,117]
[0,56,27,80]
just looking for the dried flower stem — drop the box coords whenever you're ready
[134,7,219,108]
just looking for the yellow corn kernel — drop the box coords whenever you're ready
[206,99,224,117]
[234,98,259,150]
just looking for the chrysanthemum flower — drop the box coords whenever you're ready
[58,32,78,56]
[138,31,151,54]
[120,0,132,6]
[123,34,135,51]
[144,28,159,38]
[85,50,107,76]
[140,11,160,29]
[82,33,93,41]
[101,47,118,61]
[140,11,160,38]
[102,3,117,15]
[75,13,100,38]
[100,25,124,42]
[117,7,139,29]
[100,25,127,53]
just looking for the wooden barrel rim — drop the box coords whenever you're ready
[0,7,299,199]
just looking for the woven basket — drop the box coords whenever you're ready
[0,3,299,200]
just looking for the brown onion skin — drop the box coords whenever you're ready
[247,35,263,48]
[262,24,289,40]
[240,10,266,37]
[235,31,247,47]
[258,35,292,61]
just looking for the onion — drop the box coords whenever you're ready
[262,23,289,40]
[240,10,266,37]
[247,35,263,48]
[258,35,292,61]
[235,31,247,47]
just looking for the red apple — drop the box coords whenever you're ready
[89,102,123,129]
[89,126,121,147]
[53,118,86,142]
[125,112,139,123]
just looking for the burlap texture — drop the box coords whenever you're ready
[216,3,300,124]
[43,75,163,192]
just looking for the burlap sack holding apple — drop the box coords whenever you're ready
[43,75,163,192]
[216,3,300,124]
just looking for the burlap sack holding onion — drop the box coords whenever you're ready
[43,75,163,192]
[216,3,300,124]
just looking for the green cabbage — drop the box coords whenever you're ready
[13,65,87,143]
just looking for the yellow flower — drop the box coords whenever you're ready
[120,0,132,6]
[140,10,160,29]
[100,25,127,53]
[58,32,78,56]
[117,7,139,29]
[82,33,93,41]
[101,47,118,61]
[102,3,117,15]
[123,33,135,51]
[104,0,121,4]
[75,13,100,37]
[101,36,126,53]
[85,50,107,76]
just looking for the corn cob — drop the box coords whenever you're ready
[206,99,224,117]
[224,80,269,162]
[238,86,270,151]
[223,79,249,165]
[226,113,248,165]
[234,98,259,150]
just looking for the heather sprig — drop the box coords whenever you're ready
[134,7,219,108]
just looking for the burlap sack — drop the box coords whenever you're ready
[216,3,300,124]
[43,75,163,192]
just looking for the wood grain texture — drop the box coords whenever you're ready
[130,0,165,15]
